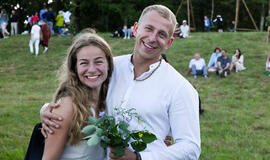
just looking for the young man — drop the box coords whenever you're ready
[204,16,210,32]
[40,5,201,160]
[189,53,208,78]
[10,10,18,35]
[179,20,190,38]
[217,49,231,78]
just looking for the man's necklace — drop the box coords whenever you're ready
[135,59,162,81]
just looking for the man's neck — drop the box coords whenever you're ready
[132,54,161,79]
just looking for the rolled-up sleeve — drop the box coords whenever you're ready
[140,84,201,160]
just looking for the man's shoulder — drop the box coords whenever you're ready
[226,57,231,61]
[33,25,40,29]
[114,54,131,62]
[190,58,196,63]
[217,56,222,60]
[164,65,197,94]
[113,54,131,68]
[163,63,191,84]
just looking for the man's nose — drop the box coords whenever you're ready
[148,32,157,42]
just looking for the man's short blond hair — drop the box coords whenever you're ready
[138,5,177,36]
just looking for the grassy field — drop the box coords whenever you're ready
[0,32,270,159]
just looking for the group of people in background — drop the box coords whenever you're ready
[28,8,71,36]
[0,9,19,38]
[172,14,224,39]
[188,47,246,78]
[28,7,71,56]
[173,20,190,38]
[110,24,134,39]
[204,15,224,32]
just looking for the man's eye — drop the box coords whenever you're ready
[145,27,152,31]
[159,32,167,38]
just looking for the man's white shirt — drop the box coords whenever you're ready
[189,58,206,70]
[180,25,190,38]
[106,54,201,160]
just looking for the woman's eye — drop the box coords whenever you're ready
[80,62,87,65]
[95,61,104,64]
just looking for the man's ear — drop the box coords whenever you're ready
[132,22,138,37]
[165,37,174,50]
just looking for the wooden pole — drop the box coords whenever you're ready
[268,0,270,42]
[187,0,190,27]
[242,0,259,31]
[267,26,270,43]
[175,0,184,18]
[235,0,240,31]
[190,0,196,30]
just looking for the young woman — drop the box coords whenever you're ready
[40,19,51,53]
[207,47,222,72]
[230,48,246,72]
[42,33,114,160]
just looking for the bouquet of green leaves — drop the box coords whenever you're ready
[81,107,157,158]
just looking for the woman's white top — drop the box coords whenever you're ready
[61,141,105,160]
[60,107,105,160]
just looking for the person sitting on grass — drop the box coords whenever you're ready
[179,20,190,38]
[207,47,222,72]
[122,25,131,39]
[189,53,208,78]
[230,48,246,72]
[264,54,270,76]
[217,49,231,78]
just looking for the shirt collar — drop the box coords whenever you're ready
[128,54,163,81]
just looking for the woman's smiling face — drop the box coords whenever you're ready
[76,45,109,92]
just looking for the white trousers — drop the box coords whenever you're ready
[29,38,40,55]
[11,22,18,35]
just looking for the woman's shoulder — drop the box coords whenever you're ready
[52,97,74,119]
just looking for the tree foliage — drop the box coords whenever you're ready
[0,0,269,32]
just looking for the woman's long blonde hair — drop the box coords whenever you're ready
[53,32,114,145]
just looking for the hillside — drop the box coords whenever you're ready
[0,32,269,159]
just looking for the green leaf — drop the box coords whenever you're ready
[130,132,140,140]
[88,116,97,124]
[82,135,92,140]
[142,132,157,143]
[81,125,96,135]
[101,135,110,143]
[110,135,123,145]
[118,121,129,131]
[87,134,100,146]
[100,141,108,148]
[131,141,146,152]
[96,127,103,136]
[113,146,125,158]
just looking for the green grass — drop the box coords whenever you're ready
[0,32,270,159]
